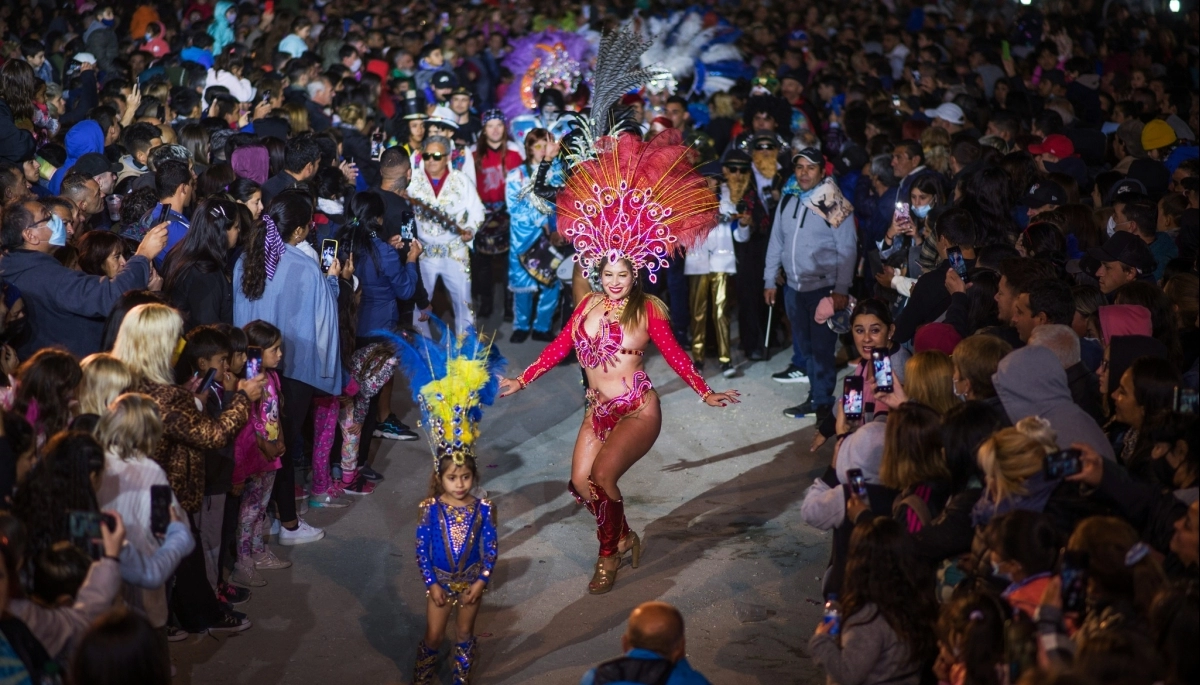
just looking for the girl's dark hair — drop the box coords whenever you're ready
[957,165,1017,245]
[907,173,946,213]
[11,432,105,561]
[162,197,239,295]
[987,510,1059,575]
[940,400,1006,493]
[99,290,168,352]
[70,608,171,685]
[264,136,286,177]
[1019,222,1067,265]
[842,517,937,666]
[174,325,232,382]
[428,455,480,498]
[178,123,210,167]
[936,592,1006,685]
[1127,356,1180,419]
[1150,581,1200,685]
[336,191,385,273]
[215,323,248,355]
[0,59,37,122]
[963,269,1001,333]
[32,544,93,604]
[1068,517,1167,620]
[227,177,261,203]
[120,187,160,229]
[243,319,282,349]
[849,297,894,328]
[76,231,126,277]
[12,349,83,438]
[195,162,237,198]
[240,191,314,300]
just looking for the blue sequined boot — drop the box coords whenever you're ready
[413,640,439,685]
[452,635,477,684]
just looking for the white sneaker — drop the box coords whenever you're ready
[252,550,293,570]
[278,518,325,546]
[269,517,281,536]
[231,561,267,587]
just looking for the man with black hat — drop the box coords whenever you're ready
[1086,232,1158,295]
[763,147,857,421]
[748,131,785,217]
[448,86,481,145]
[430,71,457,107]
[726,149,773,362]
[1026,180,1066,220]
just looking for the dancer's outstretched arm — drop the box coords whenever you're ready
[645,305,741,407]
[499,295,594,397]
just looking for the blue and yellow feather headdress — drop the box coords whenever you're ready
[376,318,506,468]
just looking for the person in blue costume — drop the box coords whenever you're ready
[506,128,565,343]
[387,318,504,685]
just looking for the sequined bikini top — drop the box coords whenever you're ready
[572,298,643,372]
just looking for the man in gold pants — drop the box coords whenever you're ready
[685,162,740,378]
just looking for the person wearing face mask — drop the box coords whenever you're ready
[83,5,119,75]
[876,174,946,296]
[207,1,237,55]
[0,199,169,358]
[983,510,1059,619]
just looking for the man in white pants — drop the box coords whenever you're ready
[407,135,485,335]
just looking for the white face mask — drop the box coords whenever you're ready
[1106,215,1117,237]
[350,58,362,73]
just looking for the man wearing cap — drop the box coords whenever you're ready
[448,86,482,145]
[1025,180,1066,219]
[469,109,524,319]
[726,150,773,362]
[430,71,457,107]
[924,103,966,135]
[1143,119,1199,174]
[1029,134,1074,173]
[763,148,857,421]
[1111,193,1176,281]
[1087,232,1157,295]
[415,106,477,188]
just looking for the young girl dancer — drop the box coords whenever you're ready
[391,318,504,685]
[498,128,740,594]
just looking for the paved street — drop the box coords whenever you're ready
[172,331,835,684]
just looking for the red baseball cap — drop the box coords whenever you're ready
[1028,134,1075,158]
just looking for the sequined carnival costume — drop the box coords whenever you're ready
[383,320,504,685]
[503,27,734,595]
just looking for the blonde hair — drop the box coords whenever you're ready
[78,353,134,416]
[336,102,364,128]
[96,393,163,460]
[976,427,1047,504]
[904,351,958,414]
[280,101,310,134]
[113,304,183,386]
[921,127,952,174]
[952,335,1012,399]
[708,92,736,119]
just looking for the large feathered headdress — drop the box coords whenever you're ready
[383,319,506,468]
[554,26,719,283]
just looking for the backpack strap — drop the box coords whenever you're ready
[896,493,933,528]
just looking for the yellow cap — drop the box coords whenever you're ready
[1141,119,1177,151]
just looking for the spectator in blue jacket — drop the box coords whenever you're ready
[336,190,422,337]
[580,602,711,685]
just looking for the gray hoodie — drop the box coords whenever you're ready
[993,346,1116,460]
[763,191,857,294]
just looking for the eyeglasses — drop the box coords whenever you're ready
[425,152,447,161]
[754,144,777,151]
[725,168,750,175]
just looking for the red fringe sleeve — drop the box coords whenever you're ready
[646,304,713,399]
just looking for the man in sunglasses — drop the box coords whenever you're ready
[406,135,485,337]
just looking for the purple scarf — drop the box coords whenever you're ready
[262,214,286,281]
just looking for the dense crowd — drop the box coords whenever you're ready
[0,0,1197,683]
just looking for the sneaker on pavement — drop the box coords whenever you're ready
[269,517,281,536]
[772,364,809,383]
[231,562,267,587]
[721,362,736,378]
[359,464,385,482]
[209,611,252,633]
[374,413,419,440]
[308,491,352,508]
[167,626,188,642]
[219,582,251,605]
[252,550,293,570]
[782,401,815,418]
[341,474,377,495]
[278,518,324,546]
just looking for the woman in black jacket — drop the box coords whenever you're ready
[161,197,241,330]
[337,102,381,188]
[0,61,37,165]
